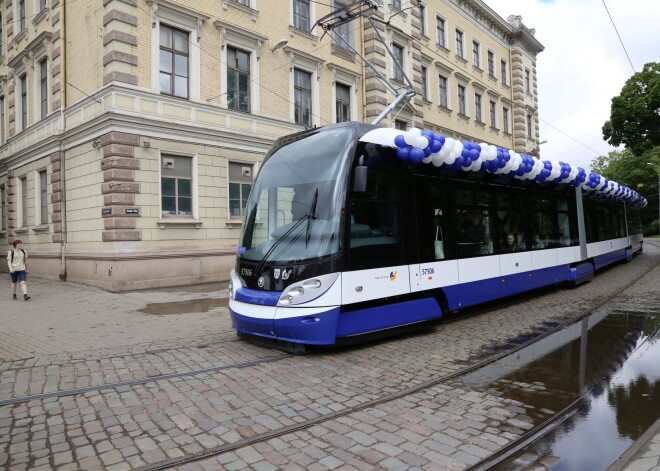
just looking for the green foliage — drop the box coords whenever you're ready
[603,62,660,156]
[591,147,660,227]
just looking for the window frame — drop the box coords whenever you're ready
[418,4,426,36]
[503,106,510,133]
[391,42,405,82]
[438,75,448,108]
[487,50,495,78]
[36,169,48,226]
[20,176,28,228]
[435,16,446,48]
[474,93,482,122]
[457,84,466,115]
[335,82,351,123]
[18,0,26,32]
[159,24,190,99]
[39,58,48,119]
[0,95,5,144]
[489,100,496,128]
[527,114,533,139]
[455,29,464,59]
[228,161,255,220]
[159,152,199,221]
[525,68,531,93]
[226,46,251,113]
[294,68,313,127]
[472,40,480,69]
[420,66,428,100]
[20,74,28,131]
[0,184,6,232]
[292,0,311,31]
[501,59,508,86]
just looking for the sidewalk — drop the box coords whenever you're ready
[609,417,660,471]
[0,277,231,363]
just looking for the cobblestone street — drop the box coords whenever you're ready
[1,240,659,470]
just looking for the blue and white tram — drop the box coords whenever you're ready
[228,122,646,349]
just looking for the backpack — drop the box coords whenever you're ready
[10,249,26,263]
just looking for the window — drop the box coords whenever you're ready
[474,93,482,122]
[501,60,508,85]
[159,24,189,99]
[457,85,466,115]
[20,176,27,227]
[488,51,495,77]
[161,155,192,217]
[489,100,496,127]
[294,68,312,126]
[39,0,47,11]
[334,1,350,48]
[40,59,48,119]
[394,120,407,131]
[455,30,464,58]
[293,0,310,31]
[527,114,533,139]
[391,0,401,9]
[236,0,249,5]
[0,11,3,57]
[419,4,426,36]
[472,40,480,68]
[38,170,48,225]
[227,47,250,112]
[0,185,5,231]
[228,162,253,219]
[436,16,446,48]
[0,96,5,144]
[438,75,448,108]
[336,83,350,123]
[19,0,26,31]
[503,106,509,133]
[525,68,531,93]
[392,43,404,82]
[20,75,27,131]
[420,66,427,99]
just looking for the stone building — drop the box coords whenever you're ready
[0,0,543,291]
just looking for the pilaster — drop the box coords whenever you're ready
[102,0,139,86]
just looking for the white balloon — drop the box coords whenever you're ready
[415,135,429,149]
[422,155,433,164]
[487,145,498,161]
[409,127,422,136]
[445,154,457,165]
[403,132,416,146]
[431,152,444,167]
[470,159,482,172]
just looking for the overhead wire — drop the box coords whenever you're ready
[600,0,636,74]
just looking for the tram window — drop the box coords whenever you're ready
[348,200,403,270]
[457,208,493,257]
[529,194,552,249]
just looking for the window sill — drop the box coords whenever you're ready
[222,1,258,20]
[289,26,318,43]
[331,43,356,62]
[157,219,202,229]
[436,44,450,54]
[455,55,467,64]
[490,125,499,132]
[32,8,50,28]
[13,29,27,44]
[457,112,469,120]
[14,227,29,234]
[32,224,49,233]
[438,105,452,113]
[488,73,497,81]
[0,230,7,238]
[475,120,486,128]
[472,65,483,74]
[226,219,244,227]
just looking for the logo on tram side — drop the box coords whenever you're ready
[389,271,397,281]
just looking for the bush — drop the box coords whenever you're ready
[643,219,659,236]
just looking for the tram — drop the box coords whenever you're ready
[228,121,646,350]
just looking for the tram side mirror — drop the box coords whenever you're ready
[353,156,368,193]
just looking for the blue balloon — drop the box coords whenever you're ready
[394,135,407,148]
[435,134,445,145]
[430,139,442,153]
[422,130,435,140]
[423,146,433,157]
[469,149,480,161]
[396,147,411,161]
[462,149,470,159]
[410,147,425,162]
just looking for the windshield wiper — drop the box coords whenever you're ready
[254,215,308,276]
[305,188,319,248]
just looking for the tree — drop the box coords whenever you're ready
[602,62,660,156]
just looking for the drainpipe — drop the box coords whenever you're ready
[58,0,67,281]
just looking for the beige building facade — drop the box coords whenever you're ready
[0,0,543,291]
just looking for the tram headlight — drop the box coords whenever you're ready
[229,269,246,300]
[277,273,339,307]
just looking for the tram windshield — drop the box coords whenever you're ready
[238,128,354,263]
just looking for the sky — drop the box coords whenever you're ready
[484,0,660,172]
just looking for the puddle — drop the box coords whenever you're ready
[138,298,228,315]
[456,308,660,470]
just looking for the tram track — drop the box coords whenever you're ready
[133,254,660,471]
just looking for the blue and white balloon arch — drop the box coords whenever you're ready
[360,127,647,208]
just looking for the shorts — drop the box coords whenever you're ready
[10,270,27,283]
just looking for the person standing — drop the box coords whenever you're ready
[7,239,30,301]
